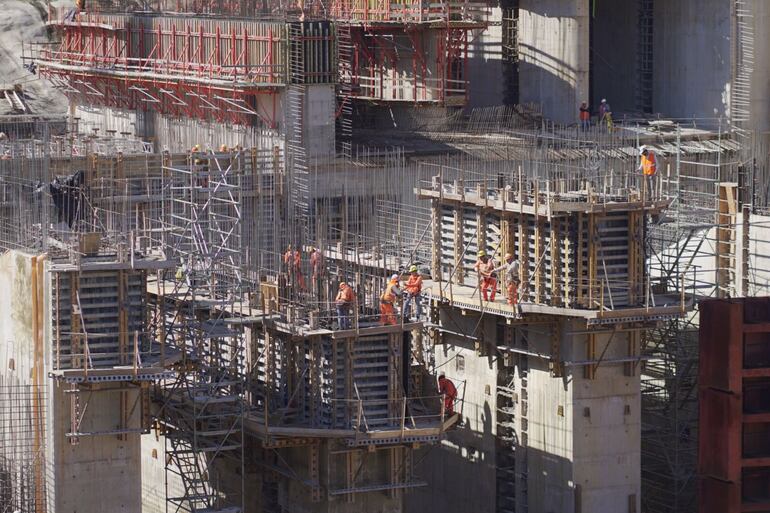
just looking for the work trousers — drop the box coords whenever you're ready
[336,304,351,330]
[481,277,497,302]
[380,301,397,325]
[507,281,519,306]
[404,293,422,320]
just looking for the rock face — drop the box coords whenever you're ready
[0,0,67,115]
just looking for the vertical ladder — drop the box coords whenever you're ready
[288,22,310,242]
[732,0,754,136]
[336,22,354,159]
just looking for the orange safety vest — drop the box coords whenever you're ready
[381,281,399,303]
[336,285,354,304]
[641,152,657,176]
[580,107,590,121]
[405,274,423,295]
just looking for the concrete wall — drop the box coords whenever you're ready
[591,0,639,114]
[568,325,641,513]
[518,0,590,123]
[466,7,505,109]
[0,250,36,383]
[406,314,498,513]
[653,0,731,119]
[48,382,143,513]
[522,324,574,513]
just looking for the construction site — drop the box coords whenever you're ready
[1,1,770,512]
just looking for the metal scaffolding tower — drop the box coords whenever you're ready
[160,149,246,513]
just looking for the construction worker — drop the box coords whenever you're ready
[474,250,497,302]
[380,274,402,326]
[191,144,208,187]
[438,372,457,416]
[638,145,657,200]
[579,101,590,131]
[403,265,423,321]
[335,282,355,329]
[497,252,520,307]
[309,247,322,293]
[599,99,613,130]
[283,245,304,290]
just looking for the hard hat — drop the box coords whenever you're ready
[504,253,513,260]
[639,145,647,155]
[219,144,228,152]
[478,250,487,257]
[339,282,347,288]
[192,144,201,152]
[601,98,607,103]
[391,273,399,281]
[439,372,446,378]
[409,265,418,273]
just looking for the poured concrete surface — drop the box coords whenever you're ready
[653,0,731,119]
[518,0,590,123]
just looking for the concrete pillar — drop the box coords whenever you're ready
[518,0,590,123]
[652,0,731,119]
[750,0,770,132]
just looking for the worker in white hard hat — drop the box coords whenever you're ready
[637,145,658,201]
[495,252,520,307]
[599,99,613,131]
[380,273,402,325]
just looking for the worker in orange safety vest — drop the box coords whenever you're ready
[335,282,355,329]
[403,265,423,320]
[638,145,658,200]
[380,274,402,325]
[579,101,590,131]
[474,250,497,302]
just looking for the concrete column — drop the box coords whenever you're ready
[518,0,590,123]
[652,0,731,119]
[750,0,770,132]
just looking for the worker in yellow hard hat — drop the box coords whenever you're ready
[219,144,229,152]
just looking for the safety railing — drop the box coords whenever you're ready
[431,266,697,315]
[418,164,677,207]
[353,75,466,104]
[36,47,286,88]
[327,0,488,23]
[50,0,489,22]
[254,395,447,435]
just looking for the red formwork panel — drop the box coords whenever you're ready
[699,477,740,513]
[699,297,770,513]
[699,386,741,481]
[699,299,743,393]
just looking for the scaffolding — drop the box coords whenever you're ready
[157,149,247,513]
